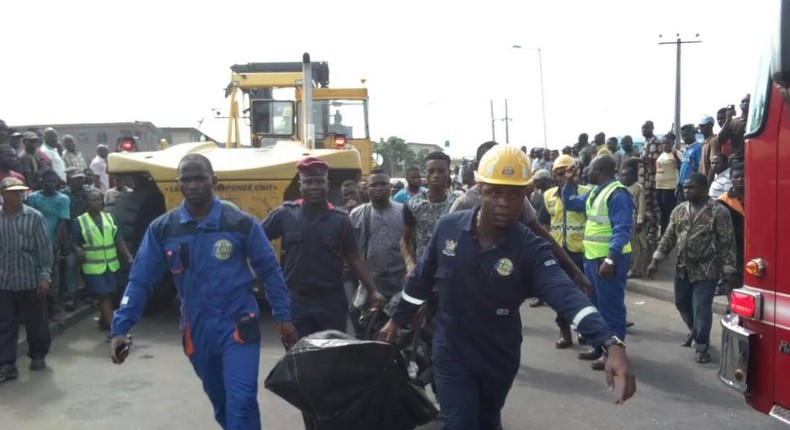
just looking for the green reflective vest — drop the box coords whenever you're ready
[583,181,632,260]
[78,212,120,275]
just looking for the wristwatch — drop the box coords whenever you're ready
[602,335,626,352]
[604,257,615,266]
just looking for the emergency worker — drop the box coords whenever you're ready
[562,155,633,370]
[380,145,636,430]
[110,154,297,430]
[262,157,386,338]
[538,154,590,348]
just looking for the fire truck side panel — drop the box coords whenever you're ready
[771,83,790,414]
[742,83,782,414]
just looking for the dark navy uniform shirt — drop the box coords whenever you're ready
[392,208,613,375]
[262,200,357,294]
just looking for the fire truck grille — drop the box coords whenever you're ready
[770,404,790,425]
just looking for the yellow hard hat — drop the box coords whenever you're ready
[553,154,575,172]
[476,144,532,186]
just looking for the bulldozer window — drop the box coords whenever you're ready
[308,100,369,140]
[251,99,294,136]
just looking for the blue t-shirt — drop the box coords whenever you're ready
[679,142,702,185]
[392,187,426,204]
[26,191,70,241]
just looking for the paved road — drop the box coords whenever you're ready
[0,292,784,430]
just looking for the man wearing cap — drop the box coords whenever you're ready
[698,115,720,183]
[380,145,636,430]
[90,145,110,191]
[537,154,591,347]
[18,131,51,189]
[61,168,93,310]
[451,142,593,303]
[263,157,386,338]
[8,131,24,153]
[0,177,54,380]
[110,154,297,430]
[563,155,634,371]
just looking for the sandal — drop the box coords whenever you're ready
[695,351,710,364]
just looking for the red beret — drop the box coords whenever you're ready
[296,157,329,177]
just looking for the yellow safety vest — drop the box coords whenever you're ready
[543,185,590,253]
[583,181,632,259]
[78,212,120,275]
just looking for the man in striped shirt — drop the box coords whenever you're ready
[0,177,54,381]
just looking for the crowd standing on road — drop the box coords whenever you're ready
[0,103,750,429]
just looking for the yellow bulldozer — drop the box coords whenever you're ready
[105,53,373,311]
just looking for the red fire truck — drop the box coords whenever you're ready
[718,0,790,424]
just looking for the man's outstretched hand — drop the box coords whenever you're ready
[604,346,637,404]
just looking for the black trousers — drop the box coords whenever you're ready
[657,188,678,236]
[0,289,51,366]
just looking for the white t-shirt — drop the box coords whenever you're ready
[655,152,679,190]
[90,156,109,191]
[41,144,67,183]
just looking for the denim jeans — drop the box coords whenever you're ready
[673,277,717,351]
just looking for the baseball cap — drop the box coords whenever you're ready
[1,177,29,192]
[699,115,715,126]
[533,169,552,180]
[22,131,39,141]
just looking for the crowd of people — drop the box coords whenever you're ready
[0,121,136,380]
[0,99,749,427]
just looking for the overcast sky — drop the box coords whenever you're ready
[1,0,769,157]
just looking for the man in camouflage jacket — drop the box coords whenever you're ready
[647,173,737,364]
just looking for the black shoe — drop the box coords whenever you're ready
[30,358,46,371]
[681,333,693,347]
[591,356,607,371]
[578,348,602,361]
[695,350,711,364]
[625,321,635,328]
[0,364,19,382]
[528,298,544,308]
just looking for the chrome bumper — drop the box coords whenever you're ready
[718,313,756,393]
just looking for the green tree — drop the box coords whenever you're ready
[373,136,419,177]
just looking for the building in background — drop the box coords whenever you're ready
[15,122,214,154]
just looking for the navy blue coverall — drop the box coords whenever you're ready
[392,208,615,430]
[262,200,357,337]
[112,198,292,430]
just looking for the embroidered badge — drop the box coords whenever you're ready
[442,240,458,256]
[495,258,514,276]
[213,239,233,260]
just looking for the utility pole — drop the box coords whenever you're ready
[490,100,496,142]
[504,99,511,144]
[659,34,701,148]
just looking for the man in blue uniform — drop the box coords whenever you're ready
[380,145,636,430]
[262,157,386,338]
[110,154,297,430]
[562,155,634,371]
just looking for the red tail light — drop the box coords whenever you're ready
[730,290,762,319]
[334,135,348,149]
[117,138,136,152]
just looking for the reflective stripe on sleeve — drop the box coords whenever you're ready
[121,296,130,306]
[401,291,425,306]
[571,305,599,329]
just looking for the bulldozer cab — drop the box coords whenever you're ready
[226,58,373,175]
